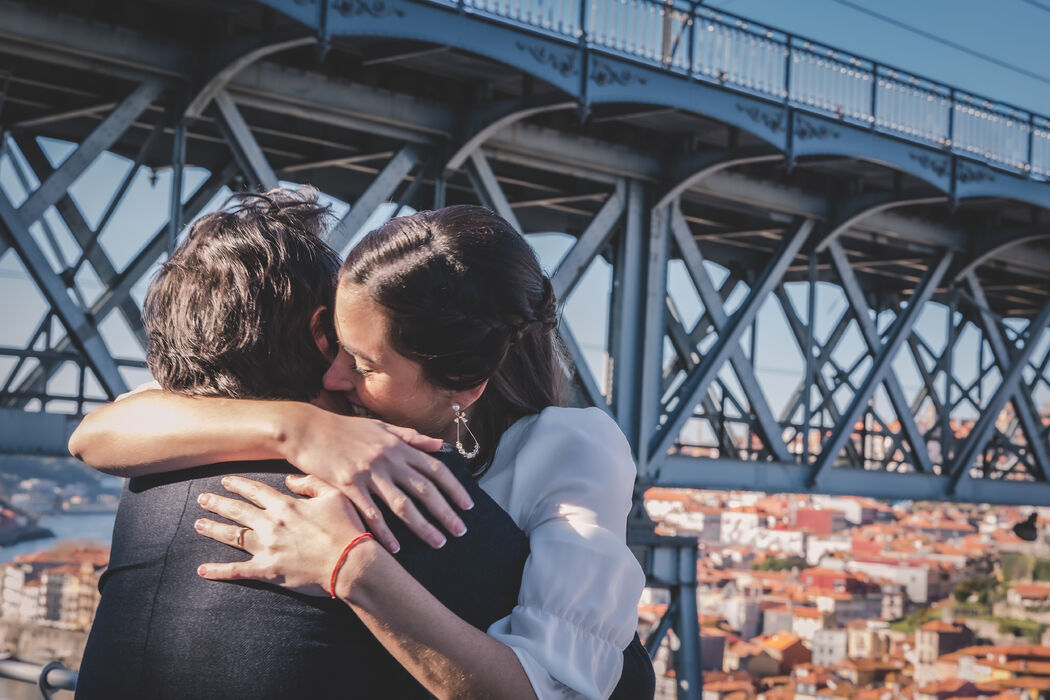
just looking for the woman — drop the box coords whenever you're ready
[71,205,647,699]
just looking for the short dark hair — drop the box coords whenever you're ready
[143,187,339,401]
[341,205,567,472]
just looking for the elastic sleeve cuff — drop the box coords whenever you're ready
[489,606,625,700]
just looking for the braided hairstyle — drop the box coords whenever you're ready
[340,205,567,472]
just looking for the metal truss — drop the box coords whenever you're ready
[2,2,1050,696]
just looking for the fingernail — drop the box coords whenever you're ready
[390,542,401,554]
[197,565,208,576]
[433,536,447,549]
[452,520,467,537]
[197,494,210,506]
[463,499,475,511]
[194,519,204,531]
[221,476,231,487]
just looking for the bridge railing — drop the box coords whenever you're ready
[447,0,1050,179]
[0,658,76,699]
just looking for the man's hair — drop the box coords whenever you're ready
[143,187,340,401]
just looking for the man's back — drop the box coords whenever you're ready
[75,454,529,700]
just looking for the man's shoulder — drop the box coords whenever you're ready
[127,460,300,493]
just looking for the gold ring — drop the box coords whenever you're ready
[236,527,250,549]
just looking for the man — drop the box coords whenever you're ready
[72,188,530,699]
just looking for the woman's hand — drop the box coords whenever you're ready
[195,474,376,597]
[280,409,474,553]
[197,475,537,699]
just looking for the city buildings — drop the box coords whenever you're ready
[642,488,1050,699]
[0,544,107,632]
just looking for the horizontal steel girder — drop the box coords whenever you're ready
[0,408,81,456]
[656,455,1050,506]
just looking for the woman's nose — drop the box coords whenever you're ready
[323,355,356,392]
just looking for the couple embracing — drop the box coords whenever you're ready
[70,188,654,699]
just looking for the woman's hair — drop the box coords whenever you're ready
[341,205,568,472]
[143,186,340,401]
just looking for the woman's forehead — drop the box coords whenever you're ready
[334,285,387,355]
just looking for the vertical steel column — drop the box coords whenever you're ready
[802,252,816,463]
[638,202,670,479]
[609,180,647,455]
[942,295,956,463]
[675,544,701,700]
[433,175,446,209]
[168,120,187,253]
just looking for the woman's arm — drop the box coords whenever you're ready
[482,407,646,698]
[69,390,472,551]
[195,475,537,700]
[69,391,306,475]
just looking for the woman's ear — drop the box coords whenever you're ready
[310,306,336,362]
[452,379,489,412]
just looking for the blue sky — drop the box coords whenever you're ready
[2,0,1049,445]
[705,0,1050,115]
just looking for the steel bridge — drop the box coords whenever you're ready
[1,1,1050,696]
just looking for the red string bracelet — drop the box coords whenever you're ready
[328,532,375,599]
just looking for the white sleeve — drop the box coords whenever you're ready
[485,408,646,700]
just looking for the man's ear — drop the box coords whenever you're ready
[451,379,489,412]
[310,306,336,362]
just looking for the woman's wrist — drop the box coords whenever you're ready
[268,401,319,464]
[333,536,384,603]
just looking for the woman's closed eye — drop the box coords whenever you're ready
[347,354,376,377]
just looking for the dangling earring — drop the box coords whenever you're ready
[452,403,480,460]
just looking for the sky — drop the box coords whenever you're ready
[2,0,1050,448]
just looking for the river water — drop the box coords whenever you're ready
[0,513,116,564]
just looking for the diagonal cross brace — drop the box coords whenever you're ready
[559,319,612,415]
[214,90,279,191]
[809,250,953,487]
[773,294,864,465]
[466,149,521,233]
[327,144,421,252]
[463,154,609,415]
[827,239,935,473]
[669,205,794,463]
[0,190,127,399]
[14,136,148,346]
[17,81,163,225]
[948,292,1050,493]
[648,218,814,466]
[964,273,1050,481]
[550,180,625,300]
[4,164,236,407]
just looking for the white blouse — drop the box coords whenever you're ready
[477,406,646,700]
